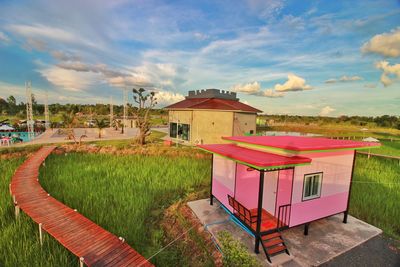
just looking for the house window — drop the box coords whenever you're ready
[170,122,177,138]
[302,172,323,201]
[170,122,190,141]
[178,123,190,141]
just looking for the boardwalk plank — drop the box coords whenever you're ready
[10,146,152,267]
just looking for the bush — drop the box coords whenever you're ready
[218,231,261,267]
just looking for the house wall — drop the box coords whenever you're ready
[233,113,257,136]
[212,155,236,212]
[276,169,294,216]
[168,109,257,144]
[192,110,234,144]
[289,150,354,227]
[234,164,259,210]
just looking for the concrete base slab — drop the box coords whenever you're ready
[188,199,382,267]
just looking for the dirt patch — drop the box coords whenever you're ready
[161,196,223,267]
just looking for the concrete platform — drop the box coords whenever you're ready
[188,199,382,267]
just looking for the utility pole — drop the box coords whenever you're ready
[25,81,34,140]
[110,96,113,128]
[123,88,128,135]
[44,90,50,130]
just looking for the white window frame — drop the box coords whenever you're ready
[302,172,323,201]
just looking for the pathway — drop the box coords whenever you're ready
[10,146,152,267]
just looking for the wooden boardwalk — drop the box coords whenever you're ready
[10,146,153,267]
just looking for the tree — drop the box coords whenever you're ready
[132,88,157,145]
[95,118,108,138]
[62,111,77,141]
[7,95,16,114]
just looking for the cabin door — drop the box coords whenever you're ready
[262,171,279,216]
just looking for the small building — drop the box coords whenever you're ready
[198,136,379,262]
[164,89,261,144]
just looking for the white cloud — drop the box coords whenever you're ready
[51,50,80,61]
[273,74,313,92]
[231,81,284,98]
[319,106,335,116]
[24,38,47,51]
[362,28,400,57]
[154,91,184,106]
[8,24,96,48]
[340,75,363,81]
[107,74,153,88]
[231,81,261,93]
[247,0,285,19]
[0,31,10,43]
[39,66,101,91]
[194,32,209,41]
[325,75,363,83]
[375,61,400,87]
[364,83,377,88]
[325,79,337,84]
[258,89,284,98]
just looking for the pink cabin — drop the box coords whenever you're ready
[198,136,379,262]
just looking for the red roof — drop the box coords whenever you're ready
[223,136,380,151]
[164,98,262,113]
[198,144,311,169]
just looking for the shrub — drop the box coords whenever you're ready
[218,231,261,267]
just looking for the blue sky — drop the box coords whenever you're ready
[0,0,399,116]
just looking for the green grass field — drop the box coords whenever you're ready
[0,135,398,266]
[351,155,400,240]
[40,153,211,266]
[0,157,76,266]
[369,140,400,156]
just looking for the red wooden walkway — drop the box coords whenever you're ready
[10,146,153,267]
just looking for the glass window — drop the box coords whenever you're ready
[177,123,190,141]
[170,122,177,138]
[302,173,322,201]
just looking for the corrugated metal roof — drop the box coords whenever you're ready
[223,136,380,151]
[198,143,311,169]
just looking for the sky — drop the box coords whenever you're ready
[0,0,399,117]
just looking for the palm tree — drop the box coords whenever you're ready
[62,111,76,141]
[95,118,108,138]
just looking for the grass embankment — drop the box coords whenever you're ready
[0,157,75,266]
[268,123,400,140]
[369,140,400,157]
[40,152,211,266]
[351,155,400,240]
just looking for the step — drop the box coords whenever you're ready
[261,232,281,241]
[267,244,287,255]
[263,238,284,248]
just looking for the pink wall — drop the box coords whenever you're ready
[212,155,235,211]
[235,163,260,209]
[289,151,354,227]
[276,169,294,214]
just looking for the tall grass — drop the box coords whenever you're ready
[40,153,210,266]
[0,157,76,266]
[350,155,400,240]
[369,140,400,156]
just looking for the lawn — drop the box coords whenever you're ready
[39,152,211,266]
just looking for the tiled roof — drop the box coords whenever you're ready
[164,98,262,113]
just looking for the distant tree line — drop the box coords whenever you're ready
[259,114,400,130]
[0,95,167,118]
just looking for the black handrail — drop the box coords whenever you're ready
[277,204,291,230]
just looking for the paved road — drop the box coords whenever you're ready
[322,235,400,267]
